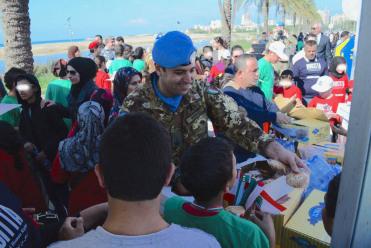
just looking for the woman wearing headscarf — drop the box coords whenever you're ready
[108,67,142,122]
[51,89,113,215]
[66,57,98,121]
[15,73,68,166]
[329,56,349,102]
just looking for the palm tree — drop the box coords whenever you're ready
[219,0,232,48]
[0,0,34,73]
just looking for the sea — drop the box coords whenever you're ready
[0,38,209,74]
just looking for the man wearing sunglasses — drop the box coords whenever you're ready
[311,23,332,65]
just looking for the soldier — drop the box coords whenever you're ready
[121,31,307,193]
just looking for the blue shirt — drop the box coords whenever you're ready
[223,86,278,128]
[152,74,183,112]
[292,56,328,98]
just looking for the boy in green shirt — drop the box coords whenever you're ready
[0,68,26,127]
[258,41,288,100]
[108,44,133,76]
[164,137,275,248]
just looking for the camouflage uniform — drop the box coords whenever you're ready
[121,74,274,166]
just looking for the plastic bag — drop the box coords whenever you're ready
[304,155,342,198]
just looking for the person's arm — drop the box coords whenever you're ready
[205,86,306,172]
[79,203,108,231]
[224,91,277,125]
[245,210,275,248]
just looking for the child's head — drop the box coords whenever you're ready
[202,46,213,59]
[322,173,341,237]
[94,55,106,70]
[180,137,236,203]
[312,76,334,98]
[278,69,294,88]
[97,113,173,202]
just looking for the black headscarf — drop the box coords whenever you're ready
[67,57,98,119]
[329,56,347,79]
[0,121,24,170]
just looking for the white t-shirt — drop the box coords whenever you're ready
[48,224,220,248]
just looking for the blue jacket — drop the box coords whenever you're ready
[223,86,278,128]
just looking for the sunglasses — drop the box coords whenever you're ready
[67,70,78,75]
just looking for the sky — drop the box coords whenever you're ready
[0,0,343,42]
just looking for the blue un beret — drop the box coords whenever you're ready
[152,31,196,68]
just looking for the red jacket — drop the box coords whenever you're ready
[95,70,111,92]
[330,74,349,102]
[0,149,46,212]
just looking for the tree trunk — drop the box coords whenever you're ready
[1,0,34,73]
[263,0,269,35]
[219,0,232,49]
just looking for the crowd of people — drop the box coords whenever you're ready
[0,23,351,247]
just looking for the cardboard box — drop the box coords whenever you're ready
[289,108,328,122]
[282,190,331,248]
[298,142,345,165]
[274,119,331,144]
[273,188,304,246]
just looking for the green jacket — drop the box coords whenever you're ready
[122,78,273,165]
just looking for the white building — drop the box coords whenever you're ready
[240,13,257,29]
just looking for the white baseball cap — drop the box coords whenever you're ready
[311,76,334,93]
[268,41,288,61]
[220,49,231,59]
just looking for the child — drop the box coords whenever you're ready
[322,174,341,237]
[275,69,303,107]
[94,55,111,92]
[308,76,347,137]
[329,56,349,102]
[164,137,274,248]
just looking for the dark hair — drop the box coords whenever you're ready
[0,121,24,170]
[95,55,106,69]
[95,34,103,40]
[114,44,124,57]
[133,47,144,60]
[231,45,244,55]
[340,31,350,38]
[123,44,133,60]
[99,112,172,201]
[116,36,124,43]
[202,45,213,53]
[325,174,341,218]
[305,40,317,47]
[15,74,42,105]
[180,137,234,202]
[52,59,68,78]
[214,36,228,49]
[4,67,27,90]
[280,69,294,80]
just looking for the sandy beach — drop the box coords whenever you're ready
[0,33,232,59]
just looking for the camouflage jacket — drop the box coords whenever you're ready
[121,78,273,166]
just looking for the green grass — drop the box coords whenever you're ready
[33,63,57,95]
[231,39,252,51]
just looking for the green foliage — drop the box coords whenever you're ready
[33,63,57,95]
